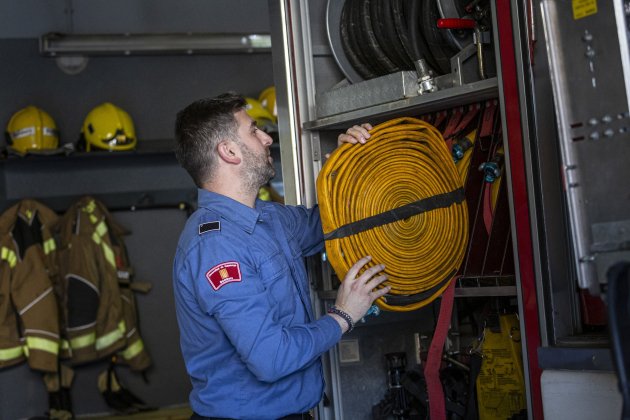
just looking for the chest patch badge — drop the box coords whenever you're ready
[206,261,242,291]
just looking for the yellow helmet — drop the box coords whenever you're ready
[245,97,276,131]
[81,102,136,151]
[258,86,277,123]
[5,106,59,154]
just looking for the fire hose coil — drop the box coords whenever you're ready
[317,117,469,311]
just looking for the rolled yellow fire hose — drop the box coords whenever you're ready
[317,117,469,312]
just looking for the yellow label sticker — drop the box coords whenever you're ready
[572,0,597,19]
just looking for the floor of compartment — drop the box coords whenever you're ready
[77,405,192,420]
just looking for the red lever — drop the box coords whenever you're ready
[437,18,476,30]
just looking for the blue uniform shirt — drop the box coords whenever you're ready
[173,189,342,419]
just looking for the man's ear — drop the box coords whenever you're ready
[217,140,241,165]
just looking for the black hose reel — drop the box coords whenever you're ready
[328,0,493,84]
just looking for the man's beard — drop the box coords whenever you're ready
[240,143,276,192]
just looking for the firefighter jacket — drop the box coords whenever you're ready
[0,199,60,372]
[56,196,150,371]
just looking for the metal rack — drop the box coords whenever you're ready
[318,277,516,300]
[305,76,498,130]
[0,140,196,213]
[269,1,521,418]
[304,70,509,301]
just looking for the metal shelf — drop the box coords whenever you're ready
[304,77,499,131]
[317,275,516,301]
[0,140,196,212]
[455,275,517,296]
[538,346,613,371]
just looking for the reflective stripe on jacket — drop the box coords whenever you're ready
[57,196,150,370]
[0,200,60,372]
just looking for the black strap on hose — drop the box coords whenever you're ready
[324,187,465,240]
[383,269,456,306]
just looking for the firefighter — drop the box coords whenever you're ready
[172,92,387,419]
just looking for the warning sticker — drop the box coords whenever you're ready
[572,0,597,20]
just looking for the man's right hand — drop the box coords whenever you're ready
[330,256,390,333]
[325,123,373,159]
[337,123,372,146]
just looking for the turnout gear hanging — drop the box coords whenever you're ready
[0,199,61,372]
[0,199,79,419]
[56,196,151,370]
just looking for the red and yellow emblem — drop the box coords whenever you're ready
[206,261,242,291]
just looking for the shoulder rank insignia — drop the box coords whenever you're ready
[199,221,220,235]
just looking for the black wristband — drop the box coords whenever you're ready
[327,305,355,333]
